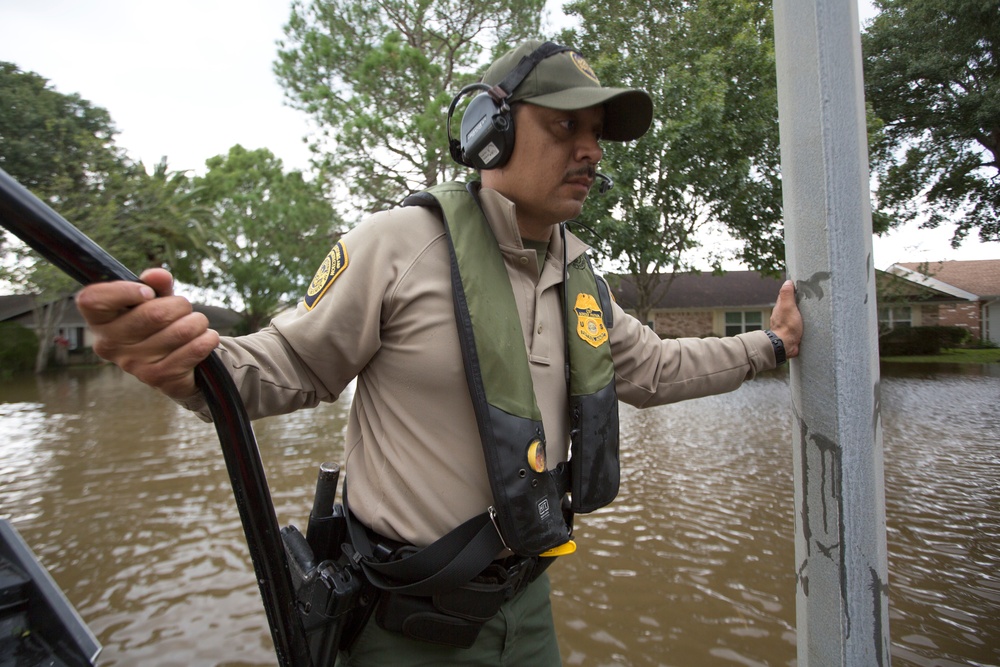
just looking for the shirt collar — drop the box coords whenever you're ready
[476,185,591,265]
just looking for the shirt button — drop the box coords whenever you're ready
[537,325,543,334]
[519,256,529,265]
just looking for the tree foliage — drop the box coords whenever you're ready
[563,0,783,323]
[0,61,124,253]
[195,145,342,332]
[1,62,123,371]
[0,63,217,275]
[273,0,545,217]
[0,322,39,376]
[1,63,219,370]
[862,0,1000,245]
[103,158,217,284]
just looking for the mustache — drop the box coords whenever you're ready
[565,165,597,180]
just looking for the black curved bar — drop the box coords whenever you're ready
[0,168,310,667]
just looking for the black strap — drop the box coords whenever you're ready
[492,42,573,103]
[344,485,504,597]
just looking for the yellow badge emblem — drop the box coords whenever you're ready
[570,52,600,84]
[575,293,608,348]
[304,240,348,310]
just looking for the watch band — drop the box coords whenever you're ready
[764,329,787,366]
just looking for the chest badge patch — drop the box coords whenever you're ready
[575,293,608,348]
[304,240,348,311]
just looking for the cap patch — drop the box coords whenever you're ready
[304,240,348,310]
[570,52,600,84]
[575,292,608,348]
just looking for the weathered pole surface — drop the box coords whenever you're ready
[772,0,892,665]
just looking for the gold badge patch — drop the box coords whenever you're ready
[575,293,608,348]
[304,240,348,310]
[571,52,600,84]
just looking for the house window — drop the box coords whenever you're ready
[878,306,912,330]
[725,311,763,336]
[57,328,84,350]
[69,327,84,350]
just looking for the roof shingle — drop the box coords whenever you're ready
[895,260,1000,298]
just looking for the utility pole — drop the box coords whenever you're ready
[772,0,892,665]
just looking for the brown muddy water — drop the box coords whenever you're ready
[1,363,997,666]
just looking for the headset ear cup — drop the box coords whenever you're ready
[492,112,515,167]
[459,94,516,170]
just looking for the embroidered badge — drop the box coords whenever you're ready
[575,293,608,348]
[571,52,600,84]
[304,240,348,310]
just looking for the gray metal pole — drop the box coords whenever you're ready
[772,0,891,665]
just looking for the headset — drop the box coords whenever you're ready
[447,42,571,171]
[446,41,614,194]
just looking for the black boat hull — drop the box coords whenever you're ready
[0,519,101,666]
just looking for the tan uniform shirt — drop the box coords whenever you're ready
[181,188,776,547]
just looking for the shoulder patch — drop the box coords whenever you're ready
[304,240,348,310]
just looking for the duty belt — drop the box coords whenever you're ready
[343,486,558,598]
[342,488,562,648]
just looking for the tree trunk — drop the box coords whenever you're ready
[32,297,68,374]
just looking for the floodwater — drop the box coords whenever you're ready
[1,363,997,666]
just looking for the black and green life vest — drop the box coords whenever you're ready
[405,181,621,556]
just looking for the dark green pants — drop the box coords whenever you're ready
[335,573,561,666]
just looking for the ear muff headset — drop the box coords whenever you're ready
[448,42,572,170]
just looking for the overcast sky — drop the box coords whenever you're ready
[1,0,996,270]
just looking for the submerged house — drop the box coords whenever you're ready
[610,263,997,344]
[608,271,786,338]
[0,294,244,365]
[885,260,1000,345]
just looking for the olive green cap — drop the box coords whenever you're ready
[482,40,653,142]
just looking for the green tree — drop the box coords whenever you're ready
[1,63,218,370]
[1,62,124,371]
[564,0,783,324]
[103,158,217,284]
[273,0,545,216]
[0,322,39,377]
[862,0,1000,245]
[195,145,342,332]
[0,61,124,251]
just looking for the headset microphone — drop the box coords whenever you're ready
[595,173,613,195]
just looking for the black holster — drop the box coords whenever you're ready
[281,523,374,662]
[280,463,375,664]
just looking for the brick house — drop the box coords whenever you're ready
[886,260,1000,344]
[608,268,981,340]
[608,271,786,338]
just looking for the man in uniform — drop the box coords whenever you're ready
[75,40,802,666]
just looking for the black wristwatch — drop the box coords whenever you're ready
[764,329,787,366]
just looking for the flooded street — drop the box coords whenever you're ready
[1,364,997,666]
